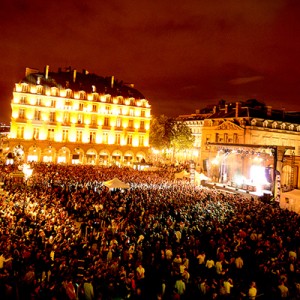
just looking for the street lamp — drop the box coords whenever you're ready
[22,164,33,214]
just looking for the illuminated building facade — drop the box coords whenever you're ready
[8,66,151,165]
[177,100,300,198]
[200,100,300,197]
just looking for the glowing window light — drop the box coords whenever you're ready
[108,134,114,144]
[100,96,107,102]
[27,155,38,162]
[87,94,93,101]
[113,98,118,104]
[15,84,22,92]
[60,90,67,97]
[12,111,19,118]
[145,123,150,130]
[135,110,141,117]
[57,157,66,163]
[29,97,36,105]
[132,138,139,147]
[125,99,130,105]
[42,113,49,122]
[30,86,37,94]
[26,111,34,120]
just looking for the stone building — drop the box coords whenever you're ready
[7,66,151,165]
[182,100,300,198]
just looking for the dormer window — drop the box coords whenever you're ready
[289,124,294,130]
[251,119,257,126]
[272,122,277,129]
[281,123,286,130]
[263,120,268,127]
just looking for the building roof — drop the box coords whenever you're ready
[21,67,145,99]
[205,99,300,124]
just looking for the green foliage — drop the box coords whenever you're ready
[170,121,195,153]
[150,115,195,153]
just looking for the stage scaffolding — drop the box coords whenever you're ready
[205,143,295,200]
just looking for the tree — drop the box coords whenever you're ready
[150,116,195,163]
[149,115,172,150]
[170,121,195,157]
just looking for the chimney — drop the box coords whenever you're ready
[73,69,77,83]
[225,104,228,114]
[213,106,217,114]
[111,76,115,89]
[45,65,49,80]
[235,102,241,118]
[266,105,272,117]
[195,109,200,114]
[25,67,39,77]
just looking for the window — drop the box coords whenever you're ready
[129,108,134,116]
[33,128,39,140]
[17,126,24,138]
[22,84,28,92]
[127,134,132,145]
[51,99,56,107]
[116,117,122,127]
[64,112,70,123]
[62,130,68,142]
[141,110,145,117]
[66,89,72,98]
[103,132,108,144]
[37,86,43,94]
[105,105,111,114]
[20,96,27,104]
[79,103,84,111]
[48,128,54,141]
[115,133,121,145]
[215,133,219,143]
[224,133,228,143]
[104,117,109,127]
[36,98,42,106]
[34,110,41,121]
[233,133,238,143]
[65,100,72,109]
[92,104,97,112]
[91,115,97,125]
[128,119,134,128]
[139,135,144,146]
[76,130,82,142]
[90,131,96,143]
[140,120,145,130]
[78,114,83,124]
[79,91,86,99]
[19,108,25,119]
[49,112,55,122]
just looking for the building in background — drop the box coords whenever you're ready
[199,99,300,199]
[7,66,151,165]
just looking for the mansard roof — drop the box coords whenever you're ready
[206,100,300,124]
[20,67,145,99]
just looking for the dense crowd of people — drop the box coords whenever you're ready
[0,162,300,299]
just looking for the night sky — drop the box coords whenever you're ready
[1,0,300,123]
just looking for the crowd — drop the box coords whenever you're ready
[0,162,299,300]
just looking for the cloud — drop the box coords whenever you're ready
[228,76,264,85]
